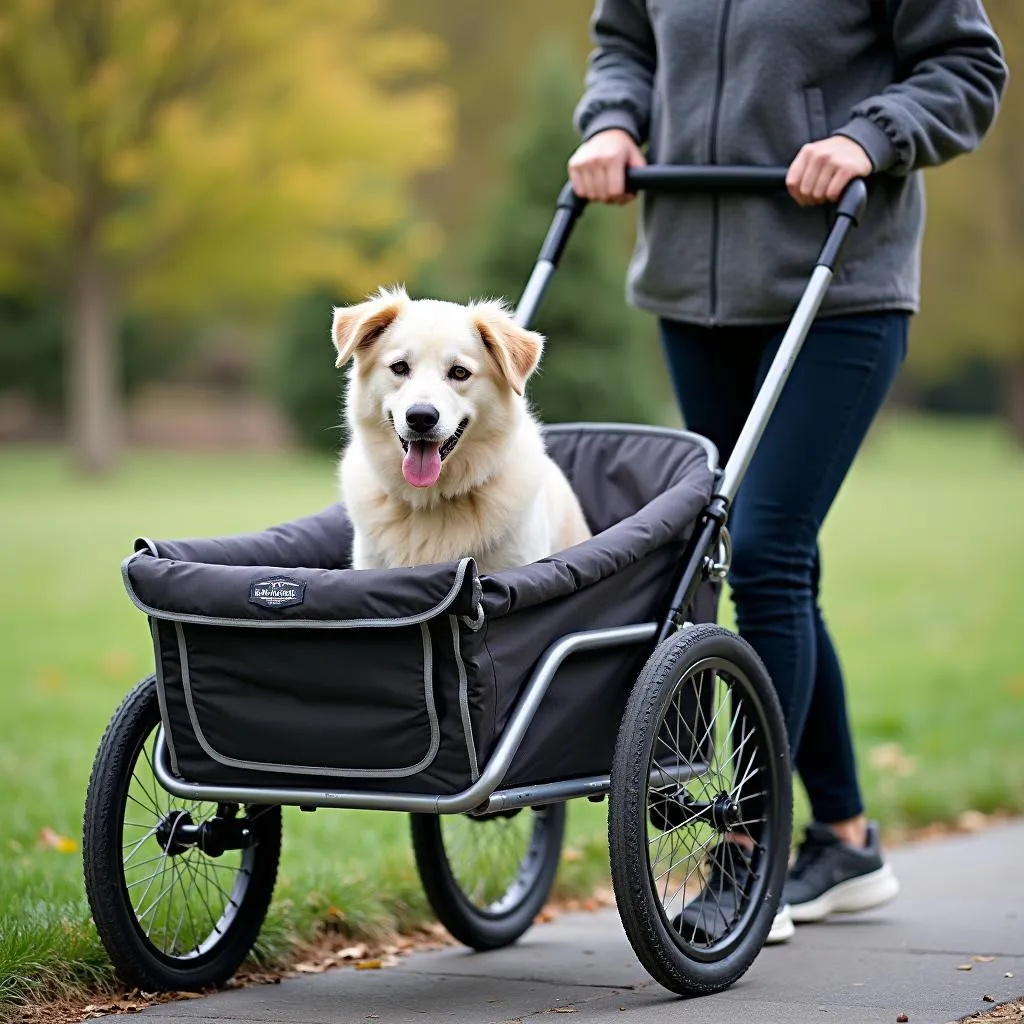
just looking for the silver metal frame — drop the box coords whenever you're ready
[514,259,555,329]
[153,622,659,814]
[146,169,866,818]
[717,264,834,503]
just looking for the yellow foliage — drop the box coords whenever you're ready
[0,0,454,311]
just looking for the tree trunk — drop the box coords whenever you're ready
[1005,355,1024,446]
[68,242,121,476]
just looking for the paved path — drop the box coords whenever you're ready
[142,822,1024,1024]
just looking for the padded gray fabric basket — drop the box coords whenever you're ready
[122,425,720,796]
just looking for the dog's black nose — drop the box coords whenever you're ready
[405,404,440,434]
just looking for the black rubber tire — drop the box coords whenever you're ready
[83,676,282,992]
[608,624,792,997]
[410,803,566,951]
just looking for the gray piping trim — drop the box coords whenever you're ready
[460,603,485,631]
[172,620,442,779]
[149,618,179,775]
[542,422,719,477]
[449,615,479,782]
[122,555,475,630]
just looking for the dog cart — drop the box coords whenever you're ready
[83,168,869,997]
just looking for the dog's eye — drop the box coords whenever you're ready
[448,365,471,382]
[390,361,409,376]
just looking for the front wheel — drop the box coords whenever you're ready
[410,802,566,950]
[609,624,792,996]
[83,676,282,992]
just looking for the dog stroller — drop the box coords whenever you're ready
[83,168,868,998]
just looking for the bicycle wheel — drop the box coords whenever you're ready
[609,624,792,996]
[410,802,566,950]
[83,676,282,991]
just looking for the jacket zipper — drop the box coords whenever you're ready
[707,0,733,325]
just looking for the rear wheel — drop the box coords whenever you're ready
[410,803,566,950]
[83,676,282,991]
[609,624,792,996]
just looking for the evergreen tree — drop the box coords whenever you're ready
[468,42,670,426]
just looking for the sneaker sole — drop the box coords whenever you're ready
[789,864,900,923]
[766,903,794,944]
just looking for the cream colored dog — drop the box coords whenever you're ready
[332,286,591,573]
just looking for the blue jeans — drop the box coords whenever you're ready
[660,313,908,824]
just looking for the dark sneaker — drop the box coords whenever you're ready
[671,839,794,945]
[784,821,899,923]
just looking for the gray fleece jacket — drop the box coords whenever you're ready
[573,0,1008,326]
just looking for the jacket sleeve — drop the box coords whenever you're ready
[836,0,1008,175]
[572,0,657,144]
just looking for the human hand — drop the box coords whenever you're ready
[568,129,647,204]
[786,136,872,206]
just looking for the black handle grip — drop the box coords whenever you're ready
[624,165,790,193]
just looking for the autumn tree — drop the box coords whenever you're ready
[0,0,452,474]
[910,0,1023,440]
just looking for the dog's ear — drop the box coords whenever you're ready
[471,300,544,397]
[332,285,408,368]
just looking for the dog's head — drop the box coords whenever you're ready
[332,286,544,493]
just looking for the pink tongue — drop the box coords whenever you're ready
[403,440,442,487]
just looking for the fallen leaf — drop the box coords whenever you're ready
[984,995,996,1003]
[867,742,917,777]
[896,1014,909,1023]
[972,955,996,962]
[957,964,974,971]
[37,665,65,693]
[535,908,557,924]
[38,826,78,853]
[957,809,988,833]
[355,959,383,970]
[101,650,133,679]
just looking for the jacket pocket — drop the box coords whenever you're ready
[803,87,829,142]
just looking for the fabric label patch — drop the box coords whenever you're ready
[249,576,306,609]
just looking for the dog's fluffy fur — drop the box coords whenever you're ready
[332,286,591,573]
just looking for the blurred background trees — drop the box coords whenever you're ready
[0,0,451,473]
[0,0,1020,469]
[911,0,1023,440]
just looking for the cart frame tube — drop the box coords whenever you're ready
[150,166,866,813]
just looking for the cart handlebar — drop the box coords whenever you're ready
[541,165,868,270]
[626,164,790,194]
[622,165,869,223]
[514,163,871,545]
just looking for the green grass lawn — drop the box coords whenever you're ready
[1,414,1022,1010]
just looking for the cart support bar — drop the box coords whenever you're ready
[716,186,865,501]
[151,622,658,814]
[716,264,833,503]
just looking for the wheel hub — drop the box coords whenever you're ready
[154,808,255,857]
[155,809,193,856]
[709,792,741,831]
